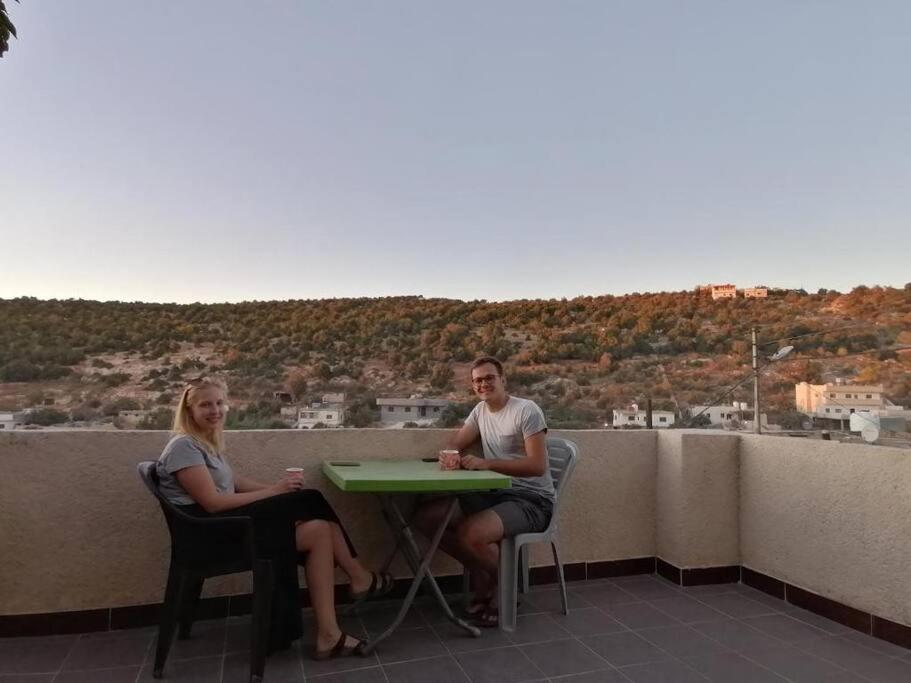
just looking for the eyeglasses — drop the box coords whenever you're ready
[471,374,500,387]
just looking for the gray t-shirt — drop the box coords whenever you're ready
[156,434,236,506]
[464,396,554,501]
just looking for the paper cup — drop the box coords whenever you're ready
[439,449,460,471]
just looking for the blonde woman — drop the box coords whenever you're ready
[156,377,392,659]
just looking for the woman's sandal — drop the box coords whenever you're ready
[350,572,395,604]
[312,632,366,661]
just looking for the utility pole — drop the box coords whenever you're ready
[752,327,761,434]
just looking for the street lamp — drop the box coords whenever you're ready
[752,326,794,434]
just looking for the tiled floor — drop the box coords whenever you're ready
[3,575,911,682]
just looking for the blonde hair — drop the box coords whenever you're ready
[172,376,228,455]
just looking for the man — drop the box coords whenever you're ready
[415,356,554,626]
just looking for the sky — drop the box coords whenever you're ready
[1,1,910,304]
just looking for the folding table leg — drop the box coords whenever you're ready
[363,496,479,653]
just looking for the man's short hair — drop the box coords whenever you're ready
[470,356,504,376]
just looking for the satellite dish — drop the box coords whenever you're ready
[768,345,795,362]
[861,425,880,444]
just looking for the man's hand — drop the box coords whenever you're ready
[460,454,489,471]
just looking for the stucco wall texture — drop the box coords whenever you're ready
[0,429,655,615]
[739,434,911,626]
[2,429,909,629]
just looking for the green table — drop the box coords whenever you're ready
[322,459,510,652]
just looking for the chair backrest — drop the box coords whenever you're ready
[546,436,578,501]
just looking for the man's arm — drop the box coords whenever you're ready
[448,421,480,451]
[460,430,547,476]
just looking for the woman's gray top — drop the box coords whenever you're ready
[156,434,236,506]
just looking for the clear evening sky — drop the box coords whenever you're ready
[1,1,909,304]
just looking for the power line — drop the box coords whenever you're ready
[758,323,879,347]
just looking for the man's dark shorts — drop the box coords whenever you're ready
[458,488,553,536]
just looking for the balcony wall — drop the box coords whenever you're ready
[1,428,909,632]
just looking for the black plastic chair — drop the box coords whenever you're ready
[137,462,273,683]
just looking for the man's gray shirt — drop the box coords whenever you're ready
[156,435,235,506]
[464,395,554,502]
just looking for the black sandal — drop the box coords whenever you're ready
[350,572,394,603]
[473,604,499,628]
[463,596,491,618]
[312,632,366,661]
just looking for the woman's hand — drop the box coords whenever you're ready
[272,471,305,494]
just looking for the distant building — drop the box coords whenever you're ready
[0,411,25,430]
[795,381,904,420]
[688,403,768,428]
[296,405,345,429]
[117,410,149,425]
[612,403,675,428]
[321,392,346,404]
[743,287,769,299]
[377,396,450,426]
[710,284,737,300]
[272,391,293,404]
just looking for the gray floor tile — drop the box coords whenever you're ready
[375,626,447,665]
[581,632,670,667]
[692,619,784,654]
[356,604,427,637]
[677,584,739,597]
[61,631,153,671]
[791,635,888,675]
[0,636,78,675]
[455,645,546,683]
[782,607,857,635]
[550,607,627,637]
[684,651,786,682]
[307,666,387,683]
[732,587,789,611]
[137,655,223,682]
[579,585,642,609]
[852,655,911,683]
[549,669,628,682]
[522,590,592,614]
[695,593,778,619]
[619,659,710,682]
[301,647,379,679]
[839,630,911,658]
[222,648,304,683]
[383,655,470,683]
[742,614,830,642]
[743,644,868,682]
[637,626,728,659]
[609,578,682,601]
[157,620,227,662]
[647,597,727,624]
[53,666,142,682]
[601,603,679,631]
[520,639,610,678]
[433,622,514,653]
[507,614,572,645]
[0,676,54,682]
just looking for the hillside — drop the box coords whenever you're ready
[1,286,909,429]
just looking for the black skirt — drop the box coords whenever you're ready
[183,489,357,653]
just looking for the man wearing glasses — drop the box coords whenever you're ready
[415,356,553,627]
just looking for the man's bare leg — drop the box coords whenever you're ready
[456,510,505,608]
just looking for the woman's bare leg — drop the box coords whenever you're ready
[296,520,359,651]
[328,523,373,593]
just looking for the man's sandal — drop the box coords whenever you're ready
[350,572,395,604]
[312,632,366,661]
[463,597,490,618]
[473,604,499,628]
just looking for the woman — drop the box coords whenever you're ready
[156,377,392,659]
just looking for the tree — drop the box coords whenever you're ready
[429,363,453,390]
[26,408,68,426]
[0,1,17,58]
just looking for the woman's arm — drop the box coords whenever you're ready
[175,465,301,513]
[234,473,272,493]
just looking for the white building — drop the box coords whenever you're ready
[295,405,345,429]
[0,411,25,430]
[377,396,450,426]
[794,382,903,420]
[612,404,675,428]
[743,287,768,298]
[688,404,746,426]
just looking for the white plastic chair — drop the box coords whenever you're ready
[462,436,579,632]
